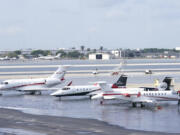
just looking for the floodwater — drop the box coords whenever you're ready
[0,59,180,133]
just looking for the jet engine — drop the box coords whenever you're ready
[45,78,61,87]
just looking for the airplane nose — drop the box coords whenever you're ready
[0,85,3,90]
[50,90,63,96]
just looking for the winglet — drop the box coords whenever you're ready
[67,81,72,86]
[49,65,70,79]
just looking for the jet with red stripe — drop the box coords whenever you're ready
[91,77,180,107]
[0,66,68,95]
[50,75,127,99]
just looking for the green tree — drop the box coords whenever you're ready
[14,50,21,55]
[80,45,85,52]
[31,50,49,57]
[56,50,67,58]
[100,46,103,52]
[7,52,18,58]
[67,51,83,58]
[87,48,91,51]
[93,49,96,53]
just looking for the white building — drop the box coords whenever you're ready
[175,47,180,51]
[111,50,121,58]
[89,53,110,60]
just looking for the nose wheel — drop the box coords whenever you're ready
[132,102,137,108]
[29,91,41,95]
[140,103,145,108]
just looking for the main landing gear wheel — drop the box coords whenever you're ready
[178,100,180,106]
[100,100,104,105]
[35,91,42,95]
[132,102,137,108]
[29,91,41,95]
[140,103,145,108]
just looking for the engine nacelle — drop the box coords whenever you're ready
[158,82,167,91]
[45,78,61,87]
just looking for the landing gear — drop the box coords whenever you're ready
[29,91,41,95]
[29,91,35,95]
[140,103,145,108]
[100,100,103,105]
[132,102,137,108]
[178,100,180,112]
[35,91,42,95]
[89,95,92,100]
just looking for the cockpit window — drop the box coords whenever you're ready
[62,87,70,90]
[1,82,8,85]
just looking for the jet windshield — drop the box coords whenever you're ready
[62,87,70,90]
[0,82,8,85]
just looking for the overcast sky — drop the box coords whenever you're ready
[0,0,180,50]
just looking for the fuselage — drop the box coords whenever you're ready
[50,83,126,97]
[0,78,63,91]
[102,88,180,102]
[51,85,101,97]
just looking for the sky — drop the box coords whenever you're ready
[0,0,180,50]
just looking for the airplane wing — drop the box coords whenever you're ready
[17,87,60,92]
[104,96,116,100]
[16,80,73,92]
[87,90,101,96]
[133,99,155,103]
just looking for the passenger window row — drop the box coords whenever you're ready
[143,93,166,96]
[77,88,89,91]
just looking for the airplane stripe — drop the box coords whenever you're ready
[103,93,179,100]
[145,96,178,100]
[103,93,137,96]
[4,82,45,90]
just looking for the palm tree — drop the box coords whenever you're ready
[100,46,103,52]
[80,45,85,52]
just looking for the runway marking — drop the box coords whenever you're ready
[0,62,180,68]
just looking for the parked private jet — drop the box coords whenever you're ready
[0,66,67,95]
[91,77,180,107]
[0,56,10,61]
[50,75,127,99]
[35,53,61,60]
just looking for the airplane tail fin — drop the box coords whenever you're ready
[49,66,68,80]
[162,77,173,90]
[98,81,112,92]
[55,53,61,58]
[91,82,112,99]
[112,75,127,88]
[67,81,72,86]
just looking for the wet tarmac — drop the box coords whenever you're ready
[0,75,180,133]
[0,59,180,133]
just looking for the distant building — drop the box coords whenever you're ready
[111,50,121,58]
[89,53,111,60]
[175,47,180,51]
[0,51,12,55]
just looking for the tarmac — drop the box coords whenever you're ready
[0,108,178,135]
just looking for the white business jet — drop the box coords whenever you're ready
[0,56,10,61]
[50,75,128,99]
[35,53,61,60]
[0,66,67,95]
[91,77,180,107]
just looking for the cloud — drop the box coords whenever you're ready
[88,27,98,33]
[0,26,24,36]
